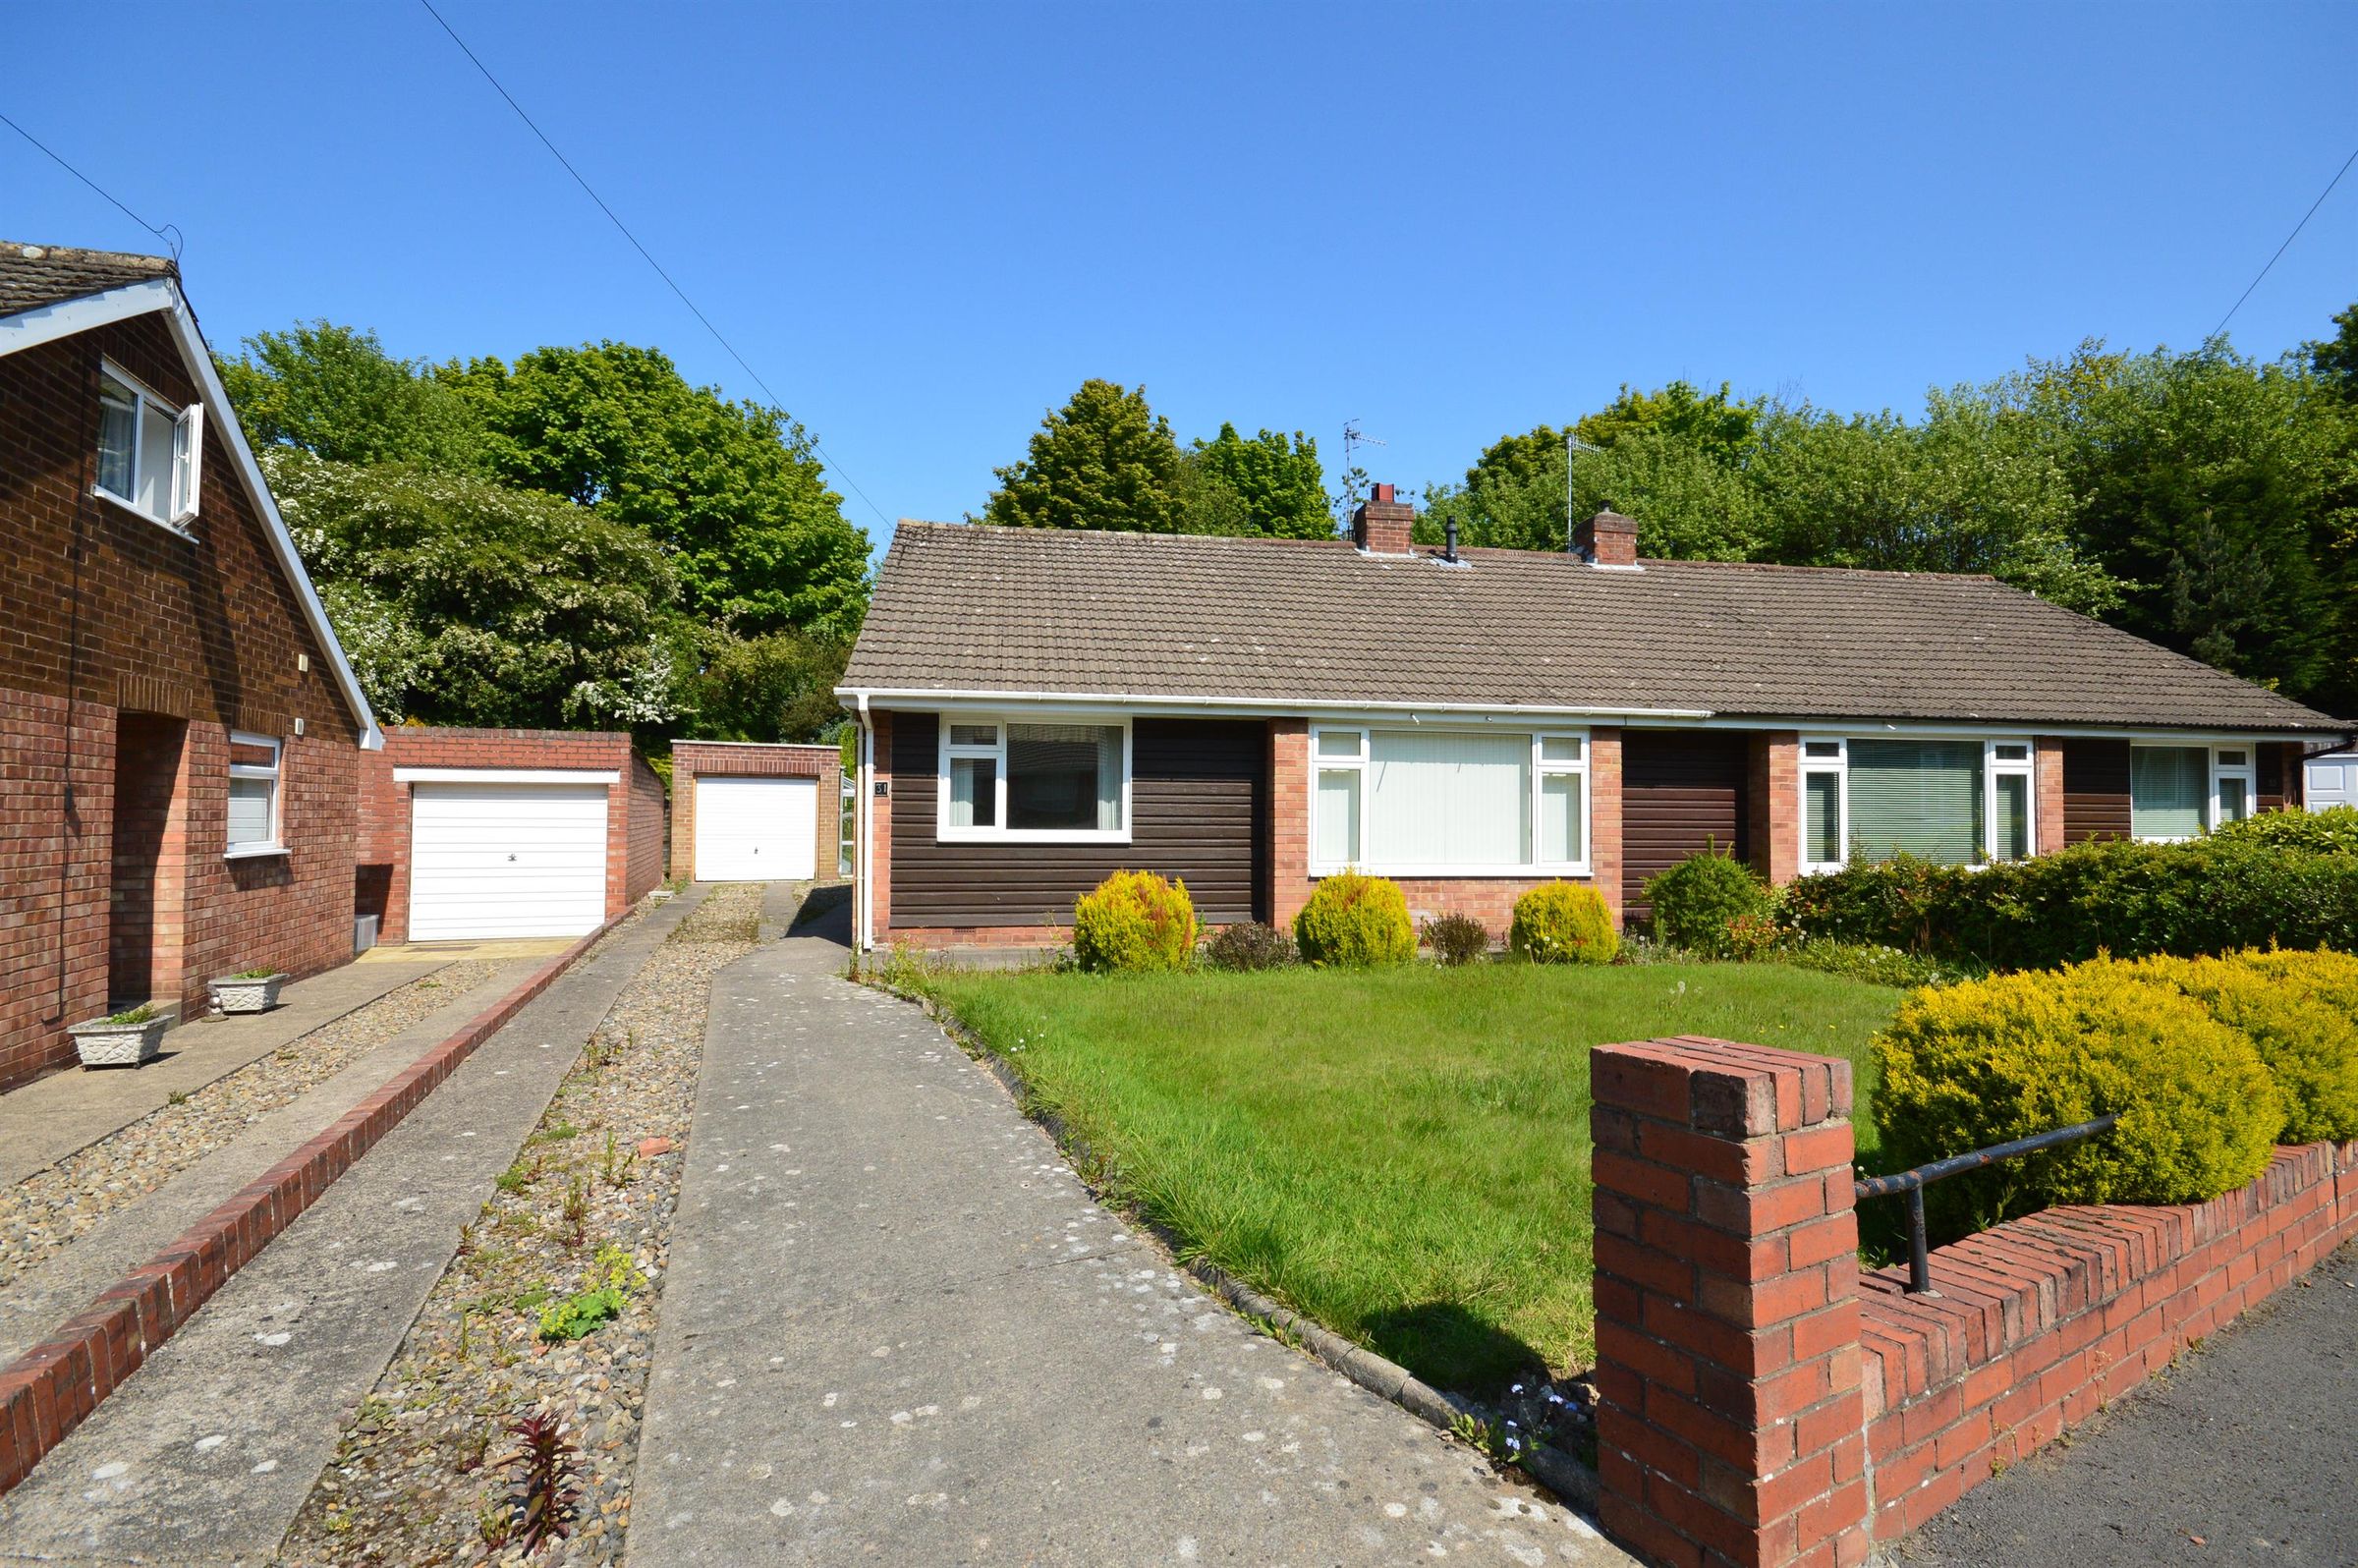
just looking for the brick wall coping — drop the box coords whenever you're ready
[671,740,840,752]
[383,727,631,746]
[0,906,634,1495]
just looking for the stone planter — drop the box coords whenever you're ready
[70,1015,169,1068]
[210,973,289,1015]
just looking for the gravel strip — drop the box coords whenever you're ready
[276,882,766,1567]
[0,961,507,1290]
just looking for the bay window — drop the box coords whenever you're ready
[1309,726,1589,874]
[2132,744,2253,840]
[96,363,202,529]
[1799,736,2035,870]
[938,718,1129,841]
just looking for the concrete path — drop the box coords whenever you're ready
[0,956,539,1366]
[0,892,703,1567]
[629,902,1631,1567]
[0,957,448,1187]
[1900,1237,2358,1568]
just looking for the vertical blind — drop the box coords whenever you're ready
[1366,730,1529,865]
[1804,772,1841,865]
[1847,740,1984,864]
[2131,747,2206,839]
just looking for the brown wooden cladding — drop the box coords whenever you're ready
[1622,730,1750,918]
[889,714,1267,926]
[2062,739,2133,843]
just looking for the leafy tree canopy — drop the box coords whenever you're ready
[1181,423,1330,537]
[2308,304,2358,399]
[217,322,480,470]
[671,627,852,745]
[982,379,1186,532]
[1574,380,1765,468]
[266,448,681,730]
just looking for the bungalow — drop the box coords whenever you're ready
[837,487,2348,951]
[0,242,380,1089]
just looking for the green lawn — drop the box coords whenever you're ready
[920,961,1903,1397]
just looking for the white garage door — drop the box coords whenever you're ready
[2306,754,2358,811]
[694,775,817,880]
[410,783,609,940]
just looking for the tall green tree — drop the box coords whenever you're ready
[672,627,851,743]
[2308,304,2358,397]
[266,449,681,729]
[981,379,1185,532]
[218,322,482,470]
[1179,424,1330,537]
[445,343,870,639]
[1573,380,1765,467]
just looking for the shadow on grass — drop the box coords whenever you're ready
[1362,1300,1553,1396]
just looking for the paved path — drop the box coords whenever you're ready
[0,957,447,1187]
[1900,1237,2358,1568]
[630,904,1630,1567]
[0,893,702,1567]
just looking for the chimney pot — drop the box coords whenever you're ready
[1572,509,1639,568]
[1351,483,1416,555]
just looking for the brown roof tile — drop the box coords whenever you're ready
[0,241,175,316]
[843,521,2346,734]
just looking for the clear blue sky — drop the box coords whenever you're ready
[10,2,2355,560]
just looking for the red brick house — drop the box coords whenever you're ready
[0,242,381,1090]
[837,492,2350,952]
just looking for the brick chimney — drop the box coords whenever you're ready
[1572,509,1638,568]
[1352,483,1416,555]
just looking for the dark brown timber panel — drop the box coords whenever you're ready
[1622,729,1750,919]
[889,713,1266,926]
[2063,738,2133,843]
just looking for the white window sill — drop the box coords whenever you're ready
[92,485,195,538]
[1311,864,1594,880]
[224,843,289,862]
[937,829,1133,846]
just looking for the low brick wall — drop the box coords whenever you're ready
[0,910,626,1495]
[1590,1035,2358,1568]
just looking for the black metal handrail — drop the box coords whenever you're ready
[1853,1113,2120,1295]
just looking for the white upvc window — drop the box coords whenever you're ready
[936,716,1131,843]
[225,732,284,857]
[2131,743,2255,841]
[1308,725,1591,876]
[95,361,202,530]
[1798,736,2036,871]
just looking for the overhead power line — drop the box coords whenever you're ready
[0,109,182,259]
[2212,142,2358,340]
[416,0,892,531]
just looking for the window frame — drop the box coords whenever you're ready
[92,359,202,532]
[224,731,285,860]
[1307,723,1592,877]
[2129,742,2256,842]
[1798,734,2037,872]
[934,714,1134,845]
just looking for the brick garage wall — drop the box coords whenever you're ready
[1267,721,1627,939]
[627,755,668,899]
[360,729,646,944]
[1,315,365,1089]
[668,741,840,883]
[1590,1034,2358,1568]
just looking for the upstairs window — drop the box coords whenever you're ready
[226,733,283,857]
[95,364,201,529]
[938,718,1129,841]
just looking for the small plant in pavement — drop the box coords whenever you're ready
[498,1410,579,1552]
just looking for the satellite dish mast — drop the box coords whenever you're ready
[1340,419,1386,523]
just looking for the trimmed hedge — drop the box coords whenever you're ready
[1071,869,1199,973]
[2123,948,2358,1145]
[1873,962,2283,1234]
[1784,820,2358,971]
[1293,871,1415,967]
[1644,849,1778,957]
[1507,881,1619,966]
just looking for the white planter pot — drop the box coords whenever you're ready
[209,974,288,1015]
[70,1016,168,1068]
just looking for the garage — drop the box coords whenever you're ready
[408,780,611,940]
[2305,751,2358,811]
[694,774,817,880]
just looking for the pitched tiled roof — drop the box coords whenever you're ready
[844,521,2347,734]
[0,241,176,316]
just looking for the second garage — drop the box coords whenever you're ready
[693,775,817,879]
[408,779,611,940]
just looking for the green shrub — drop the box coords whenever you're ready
[1784,832,2358,972]
[1421,912,1491,967]
[2212,804,2358,856]
[1205,921,1297,972]
[1645,848,1778,957]
[2123,948,2358,1145]
[1873,963,2283,1235]
[1071,869,1200,973]
[1776,938,1979,989]
[1507,881,1619,966]
[1293,871,1415,967]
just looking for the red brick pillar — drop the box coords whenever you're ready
[1592,1037,1868,1568]
[1747,733,1801,886]
[1267,719,1310,930]
[2034,738,2066,857]
[1592,728,1624,927]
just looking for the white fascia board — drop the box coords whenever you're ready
[1,279,385,751]
[394,767,622,785]
[834,686,1713,724]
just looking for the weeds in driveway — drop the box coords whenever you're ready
[500,1411,581,1553]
